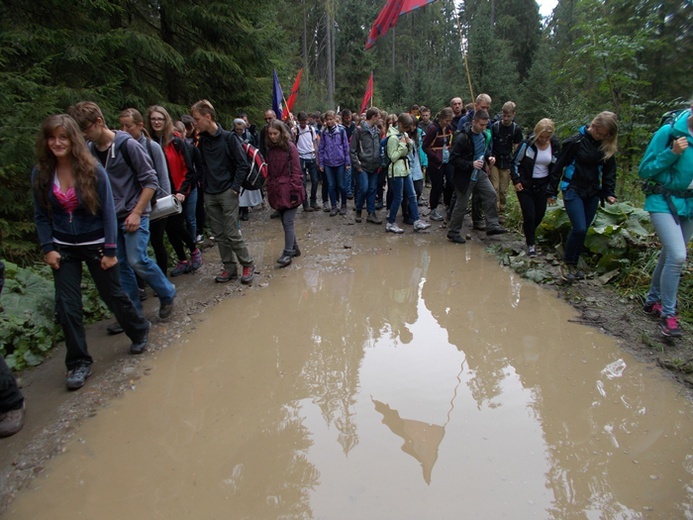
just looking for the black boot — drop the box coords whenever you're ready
[292,244,301,257]
[277,250,293,267]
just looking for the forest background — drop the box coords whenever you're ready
[0,0,691,367]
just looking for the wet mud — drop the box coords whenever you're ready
[2,205,692,519]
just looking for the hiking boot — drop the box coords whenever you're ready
[129,321,151,355]
[643,301,663,317]
[386,222,404,234]
[528,245,537,258]
[139,287,148,301]
[215,269,237,283]
[339,206,347,216]
[486,227,508,236]
[413,219,431,231]
[661,316,682,338]
[473,222,486,231]
[240,265,255,285]
[560,263,576,283]
[323,202,331,212]
[159,297,175,319]
[277,250,293,268]
[107,322,124,335]
[572,266,585,280]
[330,207,339,217]
[0,402,25,438]
[170,260,191,277]
[191,249,203,271]
[66,362,92,390]
[355,210,363,223]
[367,212,382,224]
[303,204,313,212]
[293,244,301,257]
[311,201,320,211]
[447,233,466,244]
[429,209,444,221]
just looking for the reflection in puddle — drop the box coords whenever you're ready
[6,238,693,519]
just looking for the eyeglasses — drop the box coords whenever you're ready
[150,117,165,123]
[80,122,96,132]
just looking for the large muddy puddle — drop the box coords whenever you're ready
[6,235,693,519]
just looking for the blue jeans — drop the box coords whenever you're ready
[117,216,176,312]
[355,169,378,214]
[345,166,353,197]
[388,175,419,224]
[646,213,693,317]
[562,188,600,265]
[184,187,198,241]
[300,158,319,205]
[324,164,347,208]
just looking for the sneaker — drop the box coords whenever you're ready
[367,212,382,224]
[447,234,466,244]
[215,269,237,283]
[572,266,585,280]
[191,248,203,270]
[528,245,537,258]
[270,210,280,219]
[386,222,404,234]
[66,362,92,390]
[375,200,384,210]
[170,260,191,277]
[661,316,682,338]
[339,206,347,216]
[323,202,331,212]
[429,209,444,221]
[159,297,175,319]
[560,263,576,283]
[355,210,363,223]
[138,287,148,301]
[413,219,431,231]
[311,202,320,211]
[303,205,313,212]
[0,402,25,438]
[330,207,339,217]
[240,265,255,285]
[643,302,663,317]
[293,245,301,257]
[277,250,293,268]
[486,227,508,236]
[196,234,204,244]
[129,321,151,355]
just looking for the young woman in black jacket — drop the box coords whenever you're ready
[512,118,560,257]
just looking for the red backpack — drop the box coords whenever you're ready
[240,142,267,191]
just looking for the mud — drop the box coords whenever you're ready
[1,200,692,518]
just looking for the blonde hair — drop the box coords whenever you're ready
[531,118,555,144]
[590,111,618,160]
[502,101,516,114]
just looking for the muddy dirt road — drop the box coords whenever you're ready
[2,205,692,518]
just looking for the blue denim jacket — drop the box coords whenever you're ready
[33,165,118,257]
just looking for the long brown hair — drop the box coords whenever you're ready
[145,105,175,148]
[34,114,99,214]
[590,111,618,160]
[265,119,291,151]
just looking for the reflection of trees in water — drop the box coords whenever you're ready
[300,248,428,455]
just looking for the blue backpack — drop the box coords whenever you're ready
[379,135,392,170]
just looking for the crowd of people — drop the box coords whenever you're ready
[0,91,690,424]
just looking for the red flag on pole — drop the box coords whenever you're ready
[284,68,303,119]
[359,72,374,116]
[365,0,436,50]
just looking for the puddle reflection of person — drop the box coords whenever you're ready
[639,101,693,338]
[32,114,151,390]
[0,261,26,437]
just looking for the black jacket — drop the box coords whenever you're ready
[198,125,250,195]
[511,135,561,188]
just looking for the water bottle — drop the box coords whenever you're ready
[471,156,483,182]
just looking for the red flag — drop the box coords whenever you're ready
[365,0,437,50]
[359,73,374,116]
[284,68,303,119]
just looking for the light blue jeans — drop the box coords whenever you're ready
[117,215,176,312]
[646,212,693,317]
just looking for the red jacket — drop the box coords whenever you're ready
[266,142,304,210]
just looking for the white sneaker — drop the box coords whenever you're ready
[413,219,431,231]
[196,234,204,244]
[386,222,404,234]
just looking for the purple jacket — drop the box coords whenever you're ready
[318,125,350,168]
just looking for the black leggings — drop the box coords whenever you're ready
[428,164,445,210]
[166,211,196,261]
[517,181,549,246]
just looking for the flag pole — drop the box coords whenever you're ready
[455,10,474,102]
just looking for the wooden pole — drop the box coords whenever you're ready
[455,9,474,103]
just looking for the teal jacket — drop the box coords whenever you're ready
[386,126,413,178]
[639,110,693,217]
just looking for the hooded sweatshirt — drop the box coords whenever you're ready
[89,130,158,219]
